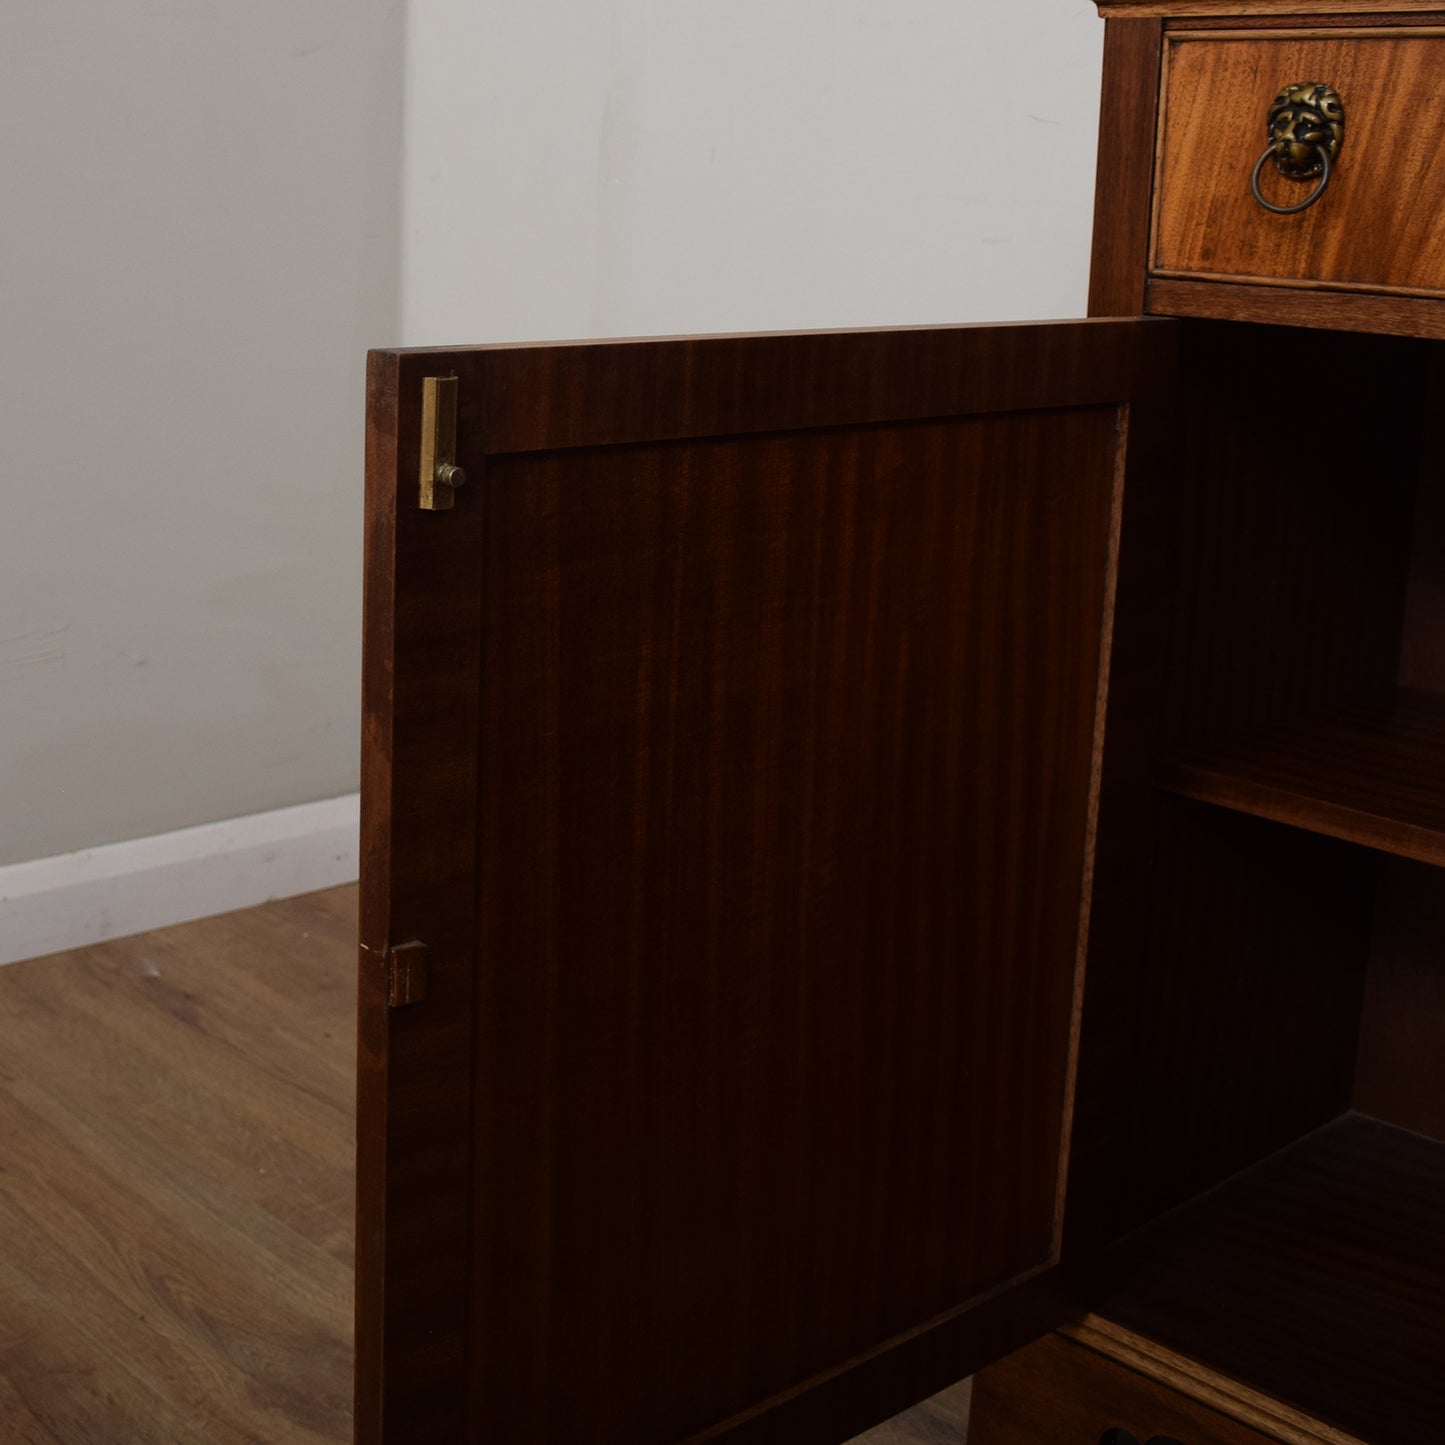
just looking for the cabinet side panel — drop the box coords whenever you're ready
[1360,394,1445,1142]
[1355,858,1445,1142]
[1090,18,1166,317]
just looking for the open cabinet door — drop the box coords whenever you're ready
[356,318,1174,1444]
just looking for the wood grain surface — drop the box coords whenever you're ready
[467,412,1104,1445]
[969,1331,1286,1445]
[0,888,356,1445]
[1153,34,1445,296]
[1147,275,1445,336]
[397,319,1167,456]
[0,887,981,1445]
[356,340,491,1443]
[1064,1316,1372,1445]
[1165,11,1445,28]
[1089,18,1167,316]
[1160,689,1445,866]
[1099,1114,1445,1445]
[360,320,1172,1444]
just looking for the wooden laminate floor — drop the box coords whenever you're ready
[0,885,967,1443]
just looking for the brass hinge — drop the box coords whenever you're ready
[419,376,465,510]
[384,940,429,1008]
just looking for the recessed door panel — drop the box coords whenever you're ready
[357,319,1172,1443]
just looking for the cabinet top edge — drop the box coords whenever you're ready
[370,315,1175,362]
[1095,1,1445,15]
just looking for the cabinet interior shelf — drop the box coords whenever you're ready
[1097,1114,1445,1445]
[1158,689,1445,867]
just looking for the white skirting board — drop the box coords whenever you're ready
[0,793,360,968]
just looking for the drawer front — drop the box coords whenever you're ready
[968,1333,1290,1445]
[1153,31,1445,298]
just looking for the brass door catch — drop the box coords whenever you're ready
[419,376,465,510]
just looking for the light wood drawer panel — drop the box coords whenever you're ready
[1153,33,1445,298]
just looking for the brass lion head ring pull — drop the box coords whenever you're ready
[1250,82,1345,215]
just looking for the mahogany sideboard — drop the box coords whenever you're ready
[357,4,1445,1441]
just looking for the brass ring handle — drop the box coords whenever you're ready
[1251,141,1332,215]
[1249,81,1344,217]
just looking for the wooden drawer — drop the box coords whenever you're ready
[1152,30,1445,301]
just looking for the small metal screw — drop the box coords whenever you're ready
[436,462,466,490]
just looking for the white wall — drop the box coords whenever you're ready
[0,1,404,867]
[401,0,1103,345]
[2,0,1104,879]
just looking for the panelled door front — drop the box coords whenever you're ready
[357,318,1171,1443]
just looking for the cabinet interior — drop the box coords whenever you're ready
[1069,318,1445,1445]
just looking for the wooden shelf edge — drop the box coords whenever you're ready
[1159,757,1445,868]
[1147,278,1445,340]
[1063,1315,1365,1445]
